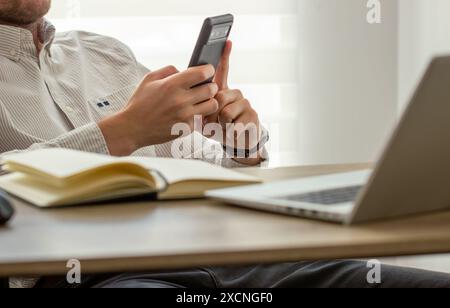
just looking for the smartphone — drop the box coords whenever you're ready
[188,14,234,85]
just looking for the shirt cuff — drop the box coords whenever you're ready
[53,123,110,155]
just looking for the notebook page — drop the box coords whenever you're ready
[121,157,260,184]
[1,149,117,178]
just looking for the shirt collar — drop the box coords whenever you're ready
[0,19,56,61]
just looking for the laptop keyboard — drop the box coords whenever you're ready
[281,186,363,205]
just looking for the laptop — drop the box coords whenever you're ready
[206,56,450,225]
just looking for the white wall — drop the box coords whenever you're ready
[398,0,450,111]
[295,0,398,165]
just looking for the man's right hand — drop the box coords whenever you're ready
[99,65,219,156]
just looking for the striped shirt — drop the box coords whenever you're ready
[0,20,253,168]
[0,20,266,288]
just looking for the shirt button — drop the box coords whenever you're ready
[9,49,17,57]
[65,106,74,113]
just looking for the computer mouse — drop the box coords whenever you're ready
[0,192,14,225]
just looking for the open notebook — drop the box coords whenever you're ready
[0,149,261,207]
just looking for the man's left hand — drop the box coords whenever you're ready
[204,41,264,165]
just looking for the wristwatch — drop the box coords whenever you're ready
[222,127,270,159]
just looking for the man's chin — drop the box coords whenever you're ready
[0,0,51,26]
[0,17,42,26]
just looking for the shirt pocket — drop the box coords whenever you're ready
[88,84,135,119]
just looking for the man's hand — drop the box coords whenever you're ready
[99,65,219,156]
[205,41,264,165]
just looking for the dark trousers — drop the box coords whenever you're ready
[35,260,450,288]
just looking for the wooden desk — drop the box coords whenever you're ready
[2,163,450,277]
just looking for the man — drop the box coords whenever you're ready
[1,0,450,288]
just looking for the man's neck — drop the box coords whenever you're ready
[0,18,44,54]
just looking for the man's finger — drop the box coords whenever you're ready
[193,98,219,117]
[233,112,261,148]
[170,65,215,88]
[144,65,179,82]
[216,89,244,109]
[186,83,219,105]
[205,89,243,124]
[214,40,232,90]
[218,98,249,125]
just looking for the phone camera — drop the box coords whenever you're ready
[210,26,230,40]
